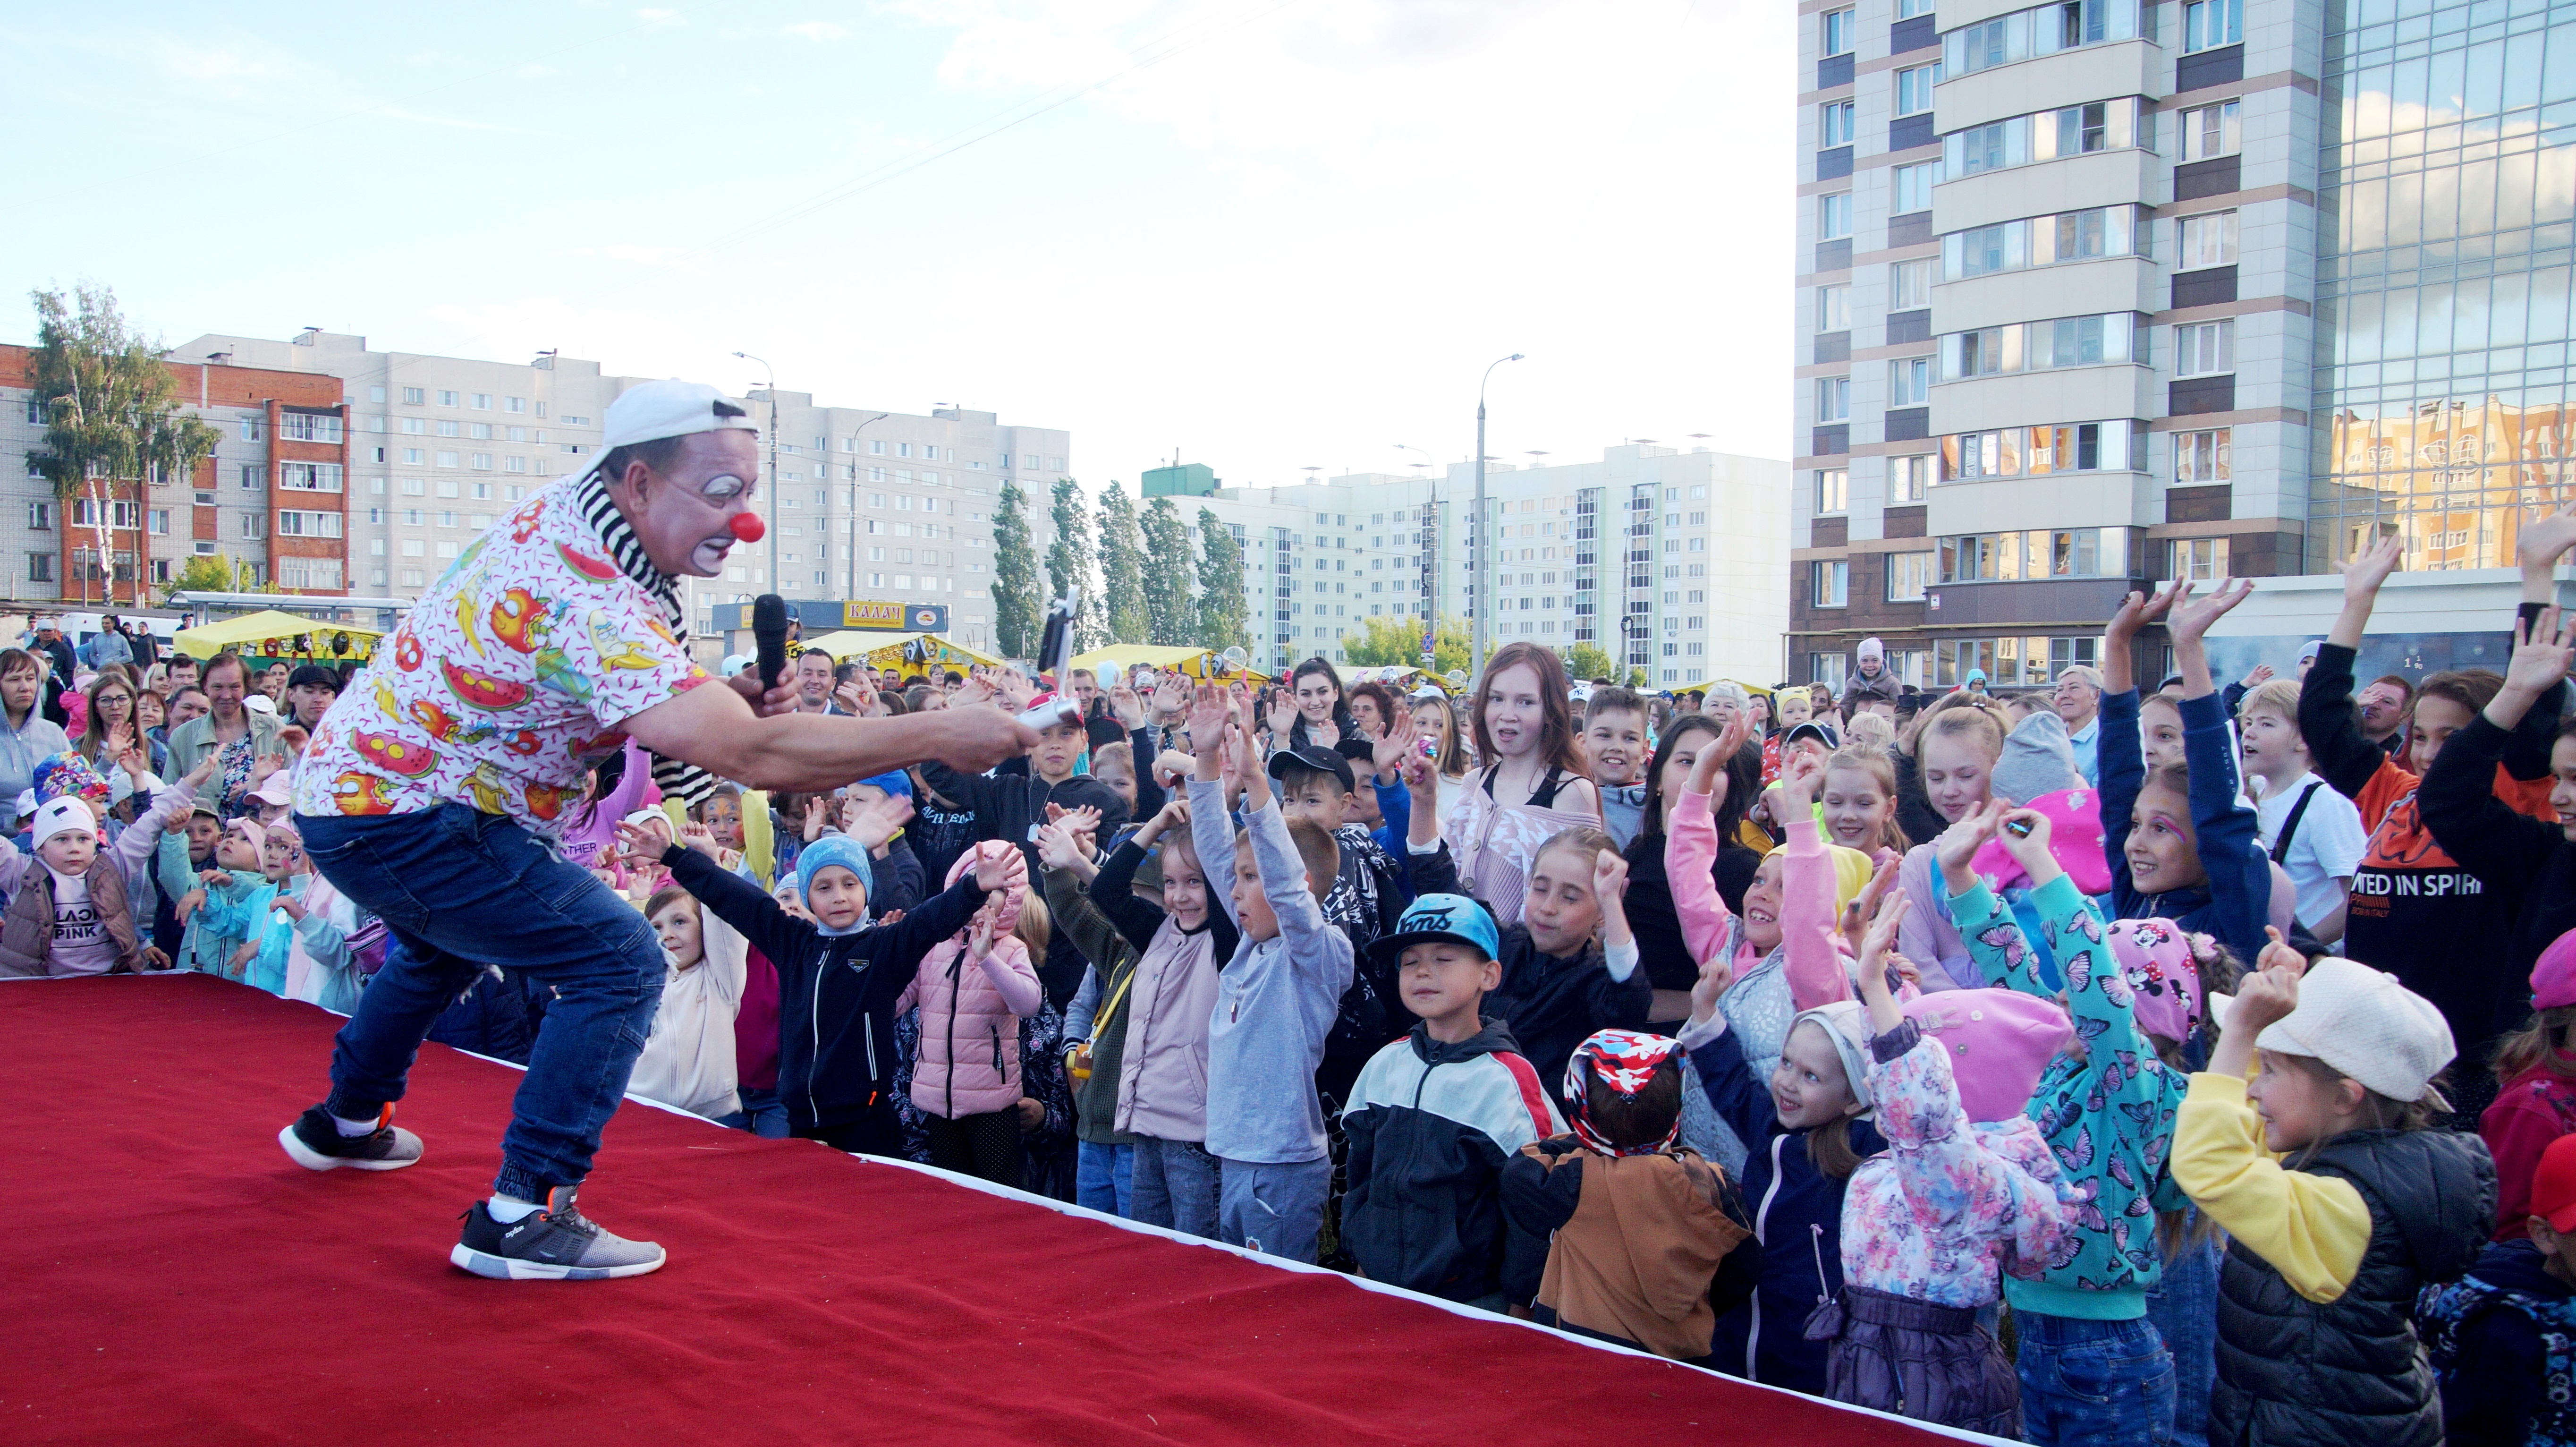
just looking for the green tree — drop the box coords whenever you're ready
[990,480,1042,659]
[1626,666,1649,689]
[1140,495,1194,646]
[26,285,221,605]
[1193,507,1248,652]
[1098,481,1149,646]
[161,554,240,603]
[1562,641,1616,682]
[1047,477,1105,652]
[1341,613,1470,677]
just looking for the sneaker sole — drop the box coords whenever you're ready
[449,1243,668,1281]
[277,1123,421,1173]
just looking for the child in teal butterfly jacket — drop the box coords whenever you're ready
[1939,800,2212,1447]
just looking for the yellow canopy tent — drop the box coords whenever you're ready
[800,630,1007,673]
[1675,677,1775,698]
[1068,644,1271,683]
[175,609,382,662]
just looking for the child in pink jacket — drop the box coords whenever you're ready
[899,840,1047,1187]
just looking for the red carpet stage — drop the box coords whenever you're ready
[0,975,1976,1446]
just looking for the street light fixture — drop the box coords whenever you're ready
[731,351,778,589]
[839,410,892,602]
[1473,353,1523,683]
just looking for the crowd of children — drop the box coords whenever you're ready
[25,519,2576,1443]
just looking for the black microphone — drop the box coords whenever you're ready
[752,594,791,693]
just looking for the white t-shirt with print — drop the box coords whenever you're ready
[43,867,117,975]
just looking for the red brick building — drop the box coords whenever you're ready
[0,344,348,605]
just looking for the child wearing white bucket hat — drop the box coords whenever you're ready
[2174,928,2496,1447]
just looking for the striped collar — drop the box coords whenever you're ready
[571,468,685,633]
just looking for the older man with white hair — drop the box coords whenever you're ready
[280,380,1035,1280]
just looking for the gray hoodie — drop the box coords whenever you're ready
[1189,779,1355,1165]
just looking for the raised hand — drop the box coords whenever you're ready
[1779,748,1825,811]
[678,820,723,859]
[2105,582,2181,648]
[1151,673,1191,723]
[2168,577,2255,644]
[848,794,914,851]
[1839,853,1899,951]
[1135,793,1190,844]
[1689,949,1737,1023]
[1591,848,1630,910]
[2500,607,2576,704]
[616,817,673,863]
[1265,691,1296,740]
[2339,535,2404,606]
[1372,713,1418,783]
[1109,685,1146,729]
[1034,817,1085,872]
[2237,663,2275,690]
[1186,685,1233,760]
[183,752,222,789]
[803,795,828,842]
[971,842,1027,894]
[968,910,995,962]
[1307,717,1340,749]
[950,674,997,708]
[1932,798,2003,892]
[1994,805,2062,883]
[2521,501,2576,571]
[2232,927,2308,1035]
[1152,748,1196,787]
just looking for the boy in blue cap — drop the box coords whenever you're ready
[1340,892,1564,1307]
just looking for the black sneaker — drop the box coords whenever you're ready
[279,1105,424,1172]
[450,1188,668,1281]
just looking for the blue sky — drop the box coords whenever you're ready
[5,0,1791,489]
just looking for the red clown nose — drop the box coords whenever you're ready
[728,512,765,544]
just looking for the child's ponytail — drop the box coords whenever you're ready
[2489,1004,2576,1085]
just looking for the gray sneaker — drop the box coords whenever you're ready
[449,1188,667,1281]
[280,1105,424,1172]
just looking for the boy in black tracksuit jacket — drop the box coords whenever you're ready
[1340,894,1566,1307]
[666,843,990,1155]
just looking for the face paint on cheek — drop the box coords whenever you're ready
[689,537,735,574]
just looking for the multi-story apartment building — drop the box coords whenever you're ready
[1791,0,2574,691]
[0,344,348,604]
[176,332,1069,656]
[1157,443,1788,686]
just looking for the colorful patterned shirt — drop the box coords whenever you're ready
[294,471,713,834]
[1955,873,2191,1319]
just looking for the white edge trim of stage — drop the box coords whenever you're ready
[53,975,2009,1447]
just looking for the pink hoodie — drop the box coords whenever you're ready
[1666,788,1848,1012]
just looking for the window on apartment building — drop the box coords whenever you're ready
[1942,204,2144,279]
[2174,427,2232,483]
[1821,100,1856,147]
[506,396,525,413]
[436,390,459,407]
[26,502,50,531]
[1940,527,2131,581]
[2177,211,2238,269]
[2174,320,2235,376]
[277,510,343,539]
[1820,192,1854,240]
[2178,100,2242,161]
[1890,356,1933,405]
[278,412,344,443]
[1810,560,1851,607]
[1816,469,1849,514]
[239,465,261,490]
[2182,0,2241,51]
[434,420,460,438]
[1890,453,1933,502]
[240,513,265,541]
[238,417,262,442]
[1817,284,1852,332]
[1890,258,1932,310]
[2169,536,2231,580]
[1941,313,2139,379]
[1823,8,1858,54]
[27,553,53,584]
[402,387,425,405]
[1942,420,2139,480]
[1946,0,2142,76]
[469,393,492,410]
[1816,376,1853,422]
[1893,162,1938,213]
[435,451,459,468]
[1895,63,1940,116]
[278,462,344,493]
[1886,549,1935,601]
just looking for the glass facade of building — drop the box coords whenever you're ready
[2310,0,2576,571]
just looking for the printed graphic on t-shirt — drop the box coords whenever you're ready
[52,898,102,951]
[2347,789,2481,919]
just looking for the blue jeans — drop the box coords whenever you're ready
[1217,1155,1331,1264]
[736,1086,791,1140]
[1076,1141,1134,1217]
[2015,1312,2176,1447]
[301,805,665,1203]
[2147,1228,2224,1447]
[1131,1136,1221,1239]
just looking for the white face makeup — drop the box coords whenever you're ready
[687,475,752,574]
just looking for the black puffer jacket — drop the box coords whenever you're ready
[2209,1127,2495,1447]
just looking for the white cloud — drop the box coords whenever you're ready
[783,20,855,41]
[637,7,686,27]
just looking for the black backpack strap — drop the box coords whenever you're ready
[2269,781,2323,865]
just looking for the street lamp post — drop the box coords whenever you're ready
[1393,443,1436,666]
[732,351,778,589]
[1472,353,1523,684]
[839,411,891,602]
